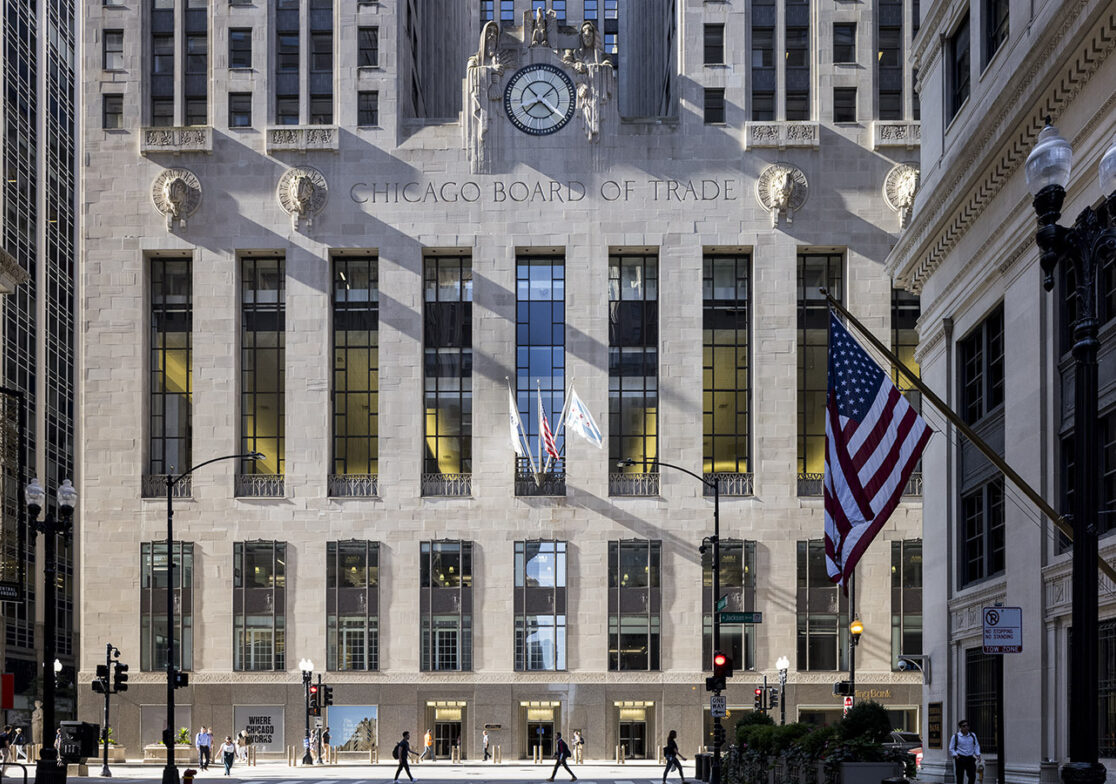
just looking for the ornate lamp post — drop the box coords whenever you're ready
[299,658,315,765]
[1025,120,1116,784]
[617,457,723,784]
[848,617,863,709]
[162,452,262,784]
[775,656,789,725]
[26,476,77,784]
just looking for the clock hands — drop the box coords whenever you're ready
[534,94,567,119]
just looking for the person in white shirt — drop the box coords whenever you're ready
[219,736,237,776]
[948,719,982,784]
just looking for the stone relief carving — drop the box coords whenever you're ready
[151,168,202,229]
[528,6,554,48]
[464,21,512,171]
[561,21,614,142]
[884,163,920,228]
[756,163,808,227]
[277,166,328,228]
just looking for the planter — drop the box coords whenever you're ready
[97,745,128,763]
[837,761,903,784]
[143,743,195,763]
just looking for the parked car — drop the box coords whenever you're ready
[885,732,923,771]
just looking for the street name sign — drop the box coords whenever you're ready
[720,611,763,623]
[982,606,1022,653]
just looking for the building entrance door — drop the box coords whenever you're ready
[435,721,460,758]
[618,721,646,759]
[521,702,561,759]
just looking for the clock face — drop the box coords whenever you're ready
[504,63,576,136]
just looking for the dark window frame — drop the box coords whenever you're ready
[608,540,662,671]
[796,539,850,671]
[891,539,923,667]
[983,0,1008,67]
[420,540,474,672]
[424,255,472,477]
[833,22,856,63]
[959,305,1004,425]
[358,26,379,68]
[703,253,751,475]
[833,86,857,122]
[140,541,194,671]
[327,540,379,671]
[948,13,970,121]
[702,539,757,669]
[233,540,286,672]
[704,88,726,124]
[103,29,125,70]
[357,91,379,126]
[103,93,124,129]
[229,28,252,69]
[704,23,725,65]
[332,255,379,478]
[228,92,252,127]
[149,257,192,476]
[960,477,1005,586]
[797,252,844,479]
[240,256,285,477]
[609,253,658,478]
[514,540,567,671]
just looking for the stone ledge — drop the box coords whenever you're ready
[872,121,921,149]
[745,122,820,149]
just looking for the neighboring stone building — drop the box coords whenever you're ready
[79,0,926,758]
[887,0,1116,780]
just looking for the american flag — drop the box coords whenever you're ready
[539,391,560,461]
[824,311,931,587]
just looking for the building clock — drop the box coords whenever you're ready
[503,63,576,135]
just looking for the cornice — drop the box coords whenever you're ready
[888,0,1114,293]
[910,0,957,75]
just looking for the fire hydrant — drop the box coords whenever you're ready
[183,769,197,784]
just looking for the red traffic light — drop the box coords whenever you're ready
[754,688,762,696]
[713,652,727,668]
[309,685,319,694]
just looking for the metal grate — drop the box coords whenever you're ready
[797,472,824,496]
[608,472,660,497]
[328,474,378,498]
[515,457,565,496]
[235,474,285,498]
[141,474,191,499]
[421,473,471,497]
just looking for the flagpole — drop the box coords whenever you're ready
[820,288,1116,584]
[536,381,544,486]
[508,378,538,476]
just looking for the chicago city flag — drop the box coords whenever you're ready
[824,311,931,588]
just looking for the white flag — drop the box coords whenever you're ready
[564,387,603,448]
[508,385,527,457]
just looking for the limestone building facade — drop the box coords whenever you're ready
[79,0,927,758]
[888,0,1116,780]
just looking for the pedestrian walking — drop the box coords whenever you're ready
[195,726,211,770]
[662,730,686,784]
[546,732,577,782]
[393,730,419,783]
[571,730,583,764]
[949,719,982,784]
[418,728,434,762]
[219,736,237,776]
[482,730,491,761]
[322,726,331,761]
[236,730,249,761]
[12,728,26,762]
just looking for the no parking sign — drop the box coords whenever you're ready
[982,606,1022,653]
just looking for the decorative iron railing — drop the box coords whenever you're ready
[703,472,755,497]
[235,474,285,498]
[798,471,922,497]
[608,472,660,497]
[421,473,471,497]
[328,474,379,498]
[141,474,191,499]
[515,457,566,496]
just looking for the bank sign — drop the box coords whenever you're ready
[982,606,1022,654]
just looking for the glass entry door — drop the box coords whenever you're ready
[435,721,460,757]
[522,703,560,759]
[527,721,554,757]
[618,721,646,759]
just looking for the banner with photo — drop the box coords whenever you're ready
[328,705,378,752]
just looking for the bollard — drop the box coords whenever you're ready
[496,745,502,764]
[620,744,626,764]
[370,749,375,765]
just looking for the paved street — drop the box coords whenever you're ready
[27,760,685,784]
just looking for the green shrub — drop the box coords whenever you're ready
[837,701,891,744]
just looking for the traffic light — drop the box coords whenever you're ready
[309,684,319,712]
[768,687,779,708]
[112,662,129,692]
[832,680,851,696]
[322,685,334,706]
[92,680,106,694]
[712,724,726,746]
[93,664,109,693]
[753,688,764,711]
[713,651,734,679]
[173,670,189,689]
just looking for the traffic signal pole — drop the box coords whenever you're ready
[711,476,723,784]
[316,674,324,764]
[100,645,113,777]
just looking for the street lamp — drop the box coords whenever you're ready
[26,476,77,784]
[162,452,263,784]
[617,457,723,784]
[848,617,863,709]
[775,656,789,726]
[1025,120,1116,784]
[299,658,315,765]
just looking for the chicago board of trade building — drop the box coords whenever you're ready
[79,0,926,759]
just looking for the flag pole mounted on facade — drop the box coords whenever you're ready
[819,289,1116,584]
[507,378,537,476]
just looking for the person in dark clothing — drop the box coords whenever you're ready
[547,732,577,782]
[394,730,419,783]
[662,729,686,783]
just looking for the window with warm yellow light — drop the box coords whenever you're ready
[703,254,750,476]
[797,252,843,479]
[240,257,285,477]
[424,255,471,478]
[149,257,192,477]
[609,253,657,475]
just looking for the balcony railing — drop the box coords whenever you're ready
[328,474,379,498]
[703,472,754,497]
[609,472,660,497]
[798,471,923,497]
[515,458,566,496]
[235,474,285,498]
[141,474,191,499]
[421,473,471,497]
